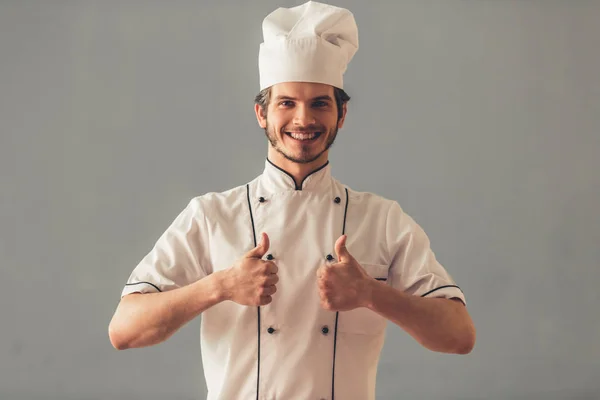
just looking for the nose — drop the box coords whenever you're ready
[292,104,316,126]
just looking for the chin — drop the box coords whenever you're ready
[284,150,325,164]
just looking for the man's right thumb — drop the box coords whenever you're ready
[247,232,269,258]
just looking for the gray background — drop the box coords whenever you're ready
[1,0,599,399]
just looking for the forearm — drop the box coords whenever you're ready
[366,280,475,354]
[108,270,227,350]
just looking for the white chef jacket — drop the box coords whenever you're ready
[121,159,466,400]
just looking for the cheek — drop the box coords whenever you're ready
[268,114,290,131]
[320,112,339,129]
[266,120,280,133]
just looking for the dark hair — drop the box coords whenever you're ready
[254,86,351,120]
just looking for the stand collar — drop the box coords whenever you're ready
[260,158,332,192]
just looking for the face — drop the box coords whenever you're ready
[255,82,346,165]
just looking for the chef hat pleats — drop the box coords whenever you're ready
[258,1,359,90]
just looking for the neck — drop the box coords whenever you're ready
[267,147,329,188]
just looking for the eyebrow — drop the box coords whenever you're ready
[274,95,334,102]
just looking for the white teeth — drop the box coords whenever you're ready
[289,132,317,140]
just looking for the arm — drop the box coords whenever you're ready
[365,280,475,354]
[109,232,277,350]
[318,198,476,355]
[108,270,226,350]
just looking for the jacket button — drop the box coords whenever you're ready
[266,254,274,260]
[326,254,334,261]
[321,326,329,335]
[258,197,266,203]
[334,196,341,204]
[267,327,275,334]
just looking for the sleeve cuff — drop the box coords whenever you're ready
[420,285,466,306]
[121,281,162,298]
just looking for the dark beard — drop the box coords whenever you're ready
[263,123,338,164]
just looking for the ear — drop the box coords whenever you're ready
[255,103,267,129]
[337,102,348,129]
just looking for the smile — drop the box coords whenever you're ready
[285,132,322,141]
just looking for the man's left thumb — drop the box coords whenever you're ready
[334,234,351,262]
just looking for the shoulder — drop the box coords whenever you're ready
[333,180,405,234]
[186,177,259,217]
[337,180,399,214]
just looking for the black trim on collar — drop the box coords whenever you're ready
[125,282,162,292]
[266,158,330,191]
[247,184,261,400]
[331,187,349,400]
[421,285,463,297]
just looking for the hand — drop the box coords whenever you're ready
[222,232,279,306]
[316,235,373,311]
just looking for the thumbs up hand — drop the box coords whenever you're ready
[316,235,373,312]
[222,232,279,306]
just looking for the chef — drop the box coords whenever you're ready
[108,2,476,400]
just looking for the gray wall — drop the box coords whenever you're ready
[1,1,599,399]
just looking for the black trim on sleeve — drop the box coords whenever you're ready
[247,184,261,400]
[421,285,463,297]
[125,282,162,292]
[331,187,349,400]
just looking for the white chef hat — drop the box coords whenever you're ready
[258,1,359,90]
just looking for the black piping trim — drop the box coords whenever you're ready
[331,187,349,400]
[247,184,257,246]
[247,184,261,400]
[421,285,463,297]
[266,158,329,190]
[341,187,349,235]
[125,282,162,292]
[332,312,339,399]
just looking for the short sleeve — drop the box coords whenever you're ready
[386,201,466,305]
[120,198,210,298]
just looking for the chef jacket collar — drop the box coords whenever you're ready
[261,158,332,192]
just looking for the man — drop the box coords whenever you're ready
[108,2,476,399]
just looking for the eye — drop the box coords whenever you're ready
[313,101,328,108]
[279,100,294,107]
